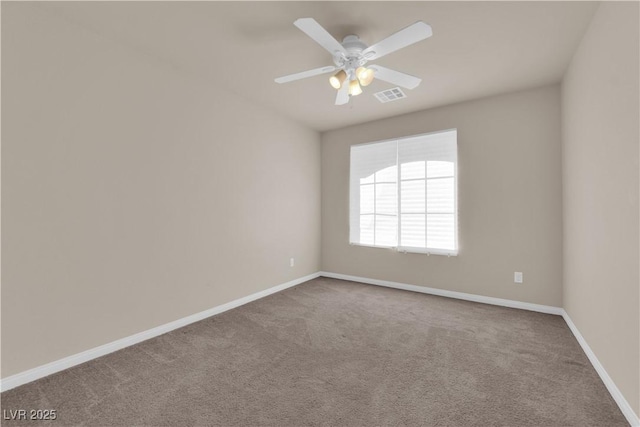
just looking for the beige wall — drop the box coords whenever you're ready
[1,4,321,377]
[322,85,563,307]
[562,2,640,416]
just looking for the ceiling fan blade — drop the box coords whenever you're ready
[368,65,422,89]
[275,65,336,84]
[335,83,350,105]
[294,18,347,57]
[363,22,432,61]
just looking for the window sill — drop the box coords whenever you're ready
[349,242,458,257]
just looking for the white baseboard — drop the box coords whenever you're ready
[0,272,321,393]
[561,310,639,427]
[319,271,564,315]
[319,271,637,427]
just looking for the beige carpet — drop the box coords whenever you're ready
[1,277,628,426]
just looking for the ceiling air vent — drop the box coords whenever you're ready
[374,87,407,103]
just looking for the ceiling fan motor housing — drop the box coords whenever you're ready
[333,35,370,72]
[342,35,368,52]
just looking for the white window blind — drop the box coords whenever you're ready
[349,129,458,255]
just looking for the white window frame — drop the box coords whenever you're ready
[349,129,459,256]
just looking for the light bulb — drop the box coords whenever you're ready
[356,67,375,86]
[329,70,347,90]
[348,79,362,96]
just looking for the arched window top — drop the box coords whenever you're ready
[361,160,454,184]
[360,165,397,184]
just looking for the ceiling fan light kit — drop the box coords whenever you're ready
[275,18,433,106]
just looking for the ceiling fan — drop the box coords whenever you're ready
[275,18,433,105]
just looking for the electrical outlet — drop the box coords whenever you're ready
[514,272,523,283]
[290,258,295,267]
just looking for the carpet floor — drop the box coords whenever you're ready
[1,277,628,426]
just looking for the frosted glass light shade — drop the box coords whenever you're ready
[329,70,347,89]
[348,79,363,96]
[356,67,375,86]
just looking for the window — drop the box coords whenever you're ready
[349,129,458,255]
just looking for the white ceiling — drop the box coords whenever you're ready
[36,1,598,132]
